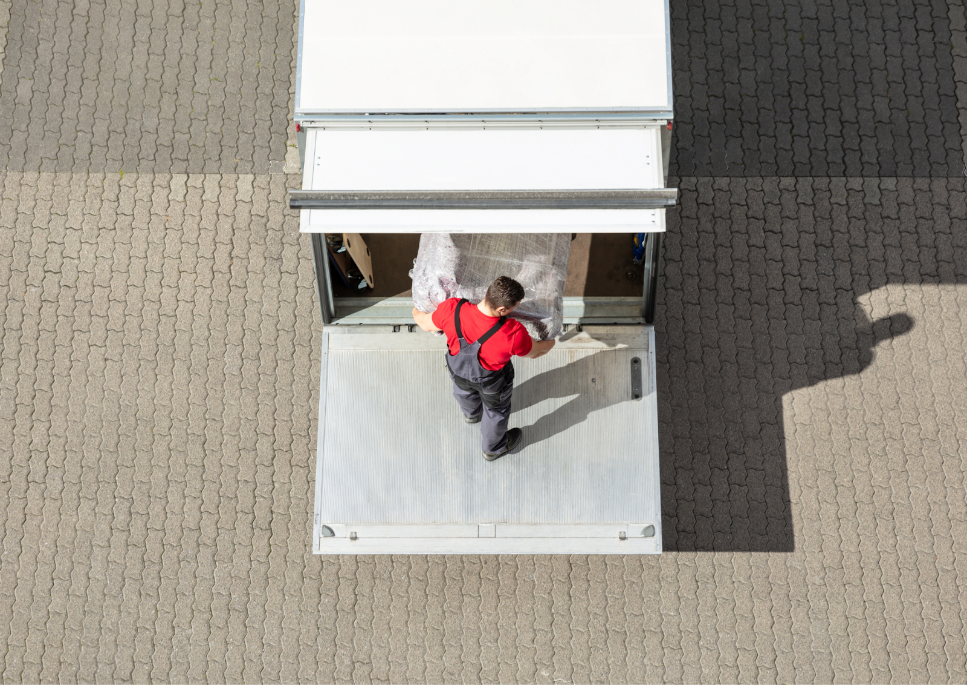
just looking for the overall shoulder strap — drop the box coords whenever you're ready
[475,316,507,347]
[453,299,469,340]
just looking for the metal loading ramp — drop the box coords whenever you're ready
[313,325,661,554]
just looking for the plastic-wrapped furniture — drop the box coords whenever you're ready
[410,233,571,340]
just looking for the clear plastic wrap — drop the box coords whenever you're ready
[410,233,571,340]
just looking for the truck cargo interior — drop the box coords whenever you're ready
[326,234,649,301]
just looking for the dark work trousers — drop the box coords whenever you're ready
[444,299,516,453]
[450,364,514,453]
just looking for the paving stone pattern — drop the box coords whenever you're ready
[0,0,294,174]
[669,0,965,177]
[3,0,967,681]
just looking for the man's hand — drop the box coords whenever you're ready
[412,308,442,333]
[524,338,556,359]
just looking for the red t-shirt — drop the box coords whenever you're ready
[431,298,533,371]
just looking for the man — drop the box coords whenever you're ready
[412,276,555,460]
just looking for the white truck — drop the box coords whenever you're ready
[290,0,676,553]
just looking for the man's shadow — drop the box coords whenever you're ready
[511,341,628,445]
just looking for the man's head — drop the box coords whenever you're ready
[484,276,525,316]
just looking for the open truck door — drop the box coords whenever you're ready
[291,0,674,553]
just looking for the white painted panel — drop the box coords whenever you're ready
[496,524,628,538]
[315,537,660,554]
[299,126,667,233]
[307,129,660,191]
[331,524,480,538]
[298,0,670,112]
[301,208,664,233]
[495,524,655,538]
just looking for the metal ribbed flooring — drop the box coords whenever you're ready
[317,326,658,525]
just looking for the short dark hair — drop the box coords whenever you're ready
[484,276,525,310]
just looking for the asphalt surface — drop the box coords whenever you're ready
[2,0,967,680]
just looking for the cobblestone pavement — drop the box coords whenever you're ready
[668,0,965,177]
[2,0,967,681]
[0,0,293,173]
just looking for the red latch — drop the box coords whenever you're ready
[296,123,301,133]
[667,121,672,130]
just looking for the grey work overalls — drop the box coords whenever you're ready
[445,299,516,453]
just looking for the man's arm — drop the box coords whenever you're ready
[524,338,555,359]
[412,308,442,333]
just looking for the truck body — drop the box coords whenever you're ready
[291,0,675,553]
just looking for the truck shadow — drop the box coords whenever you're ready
[653,176,952,552]
[659,304,913,553]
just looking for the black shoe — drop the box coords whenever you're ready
[483,428,523,461]
[464,412,482,424]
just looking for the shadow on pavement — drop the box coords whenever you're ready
[656,175,949,552]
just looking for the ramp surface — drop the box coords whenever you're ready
[314,326,660,553]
